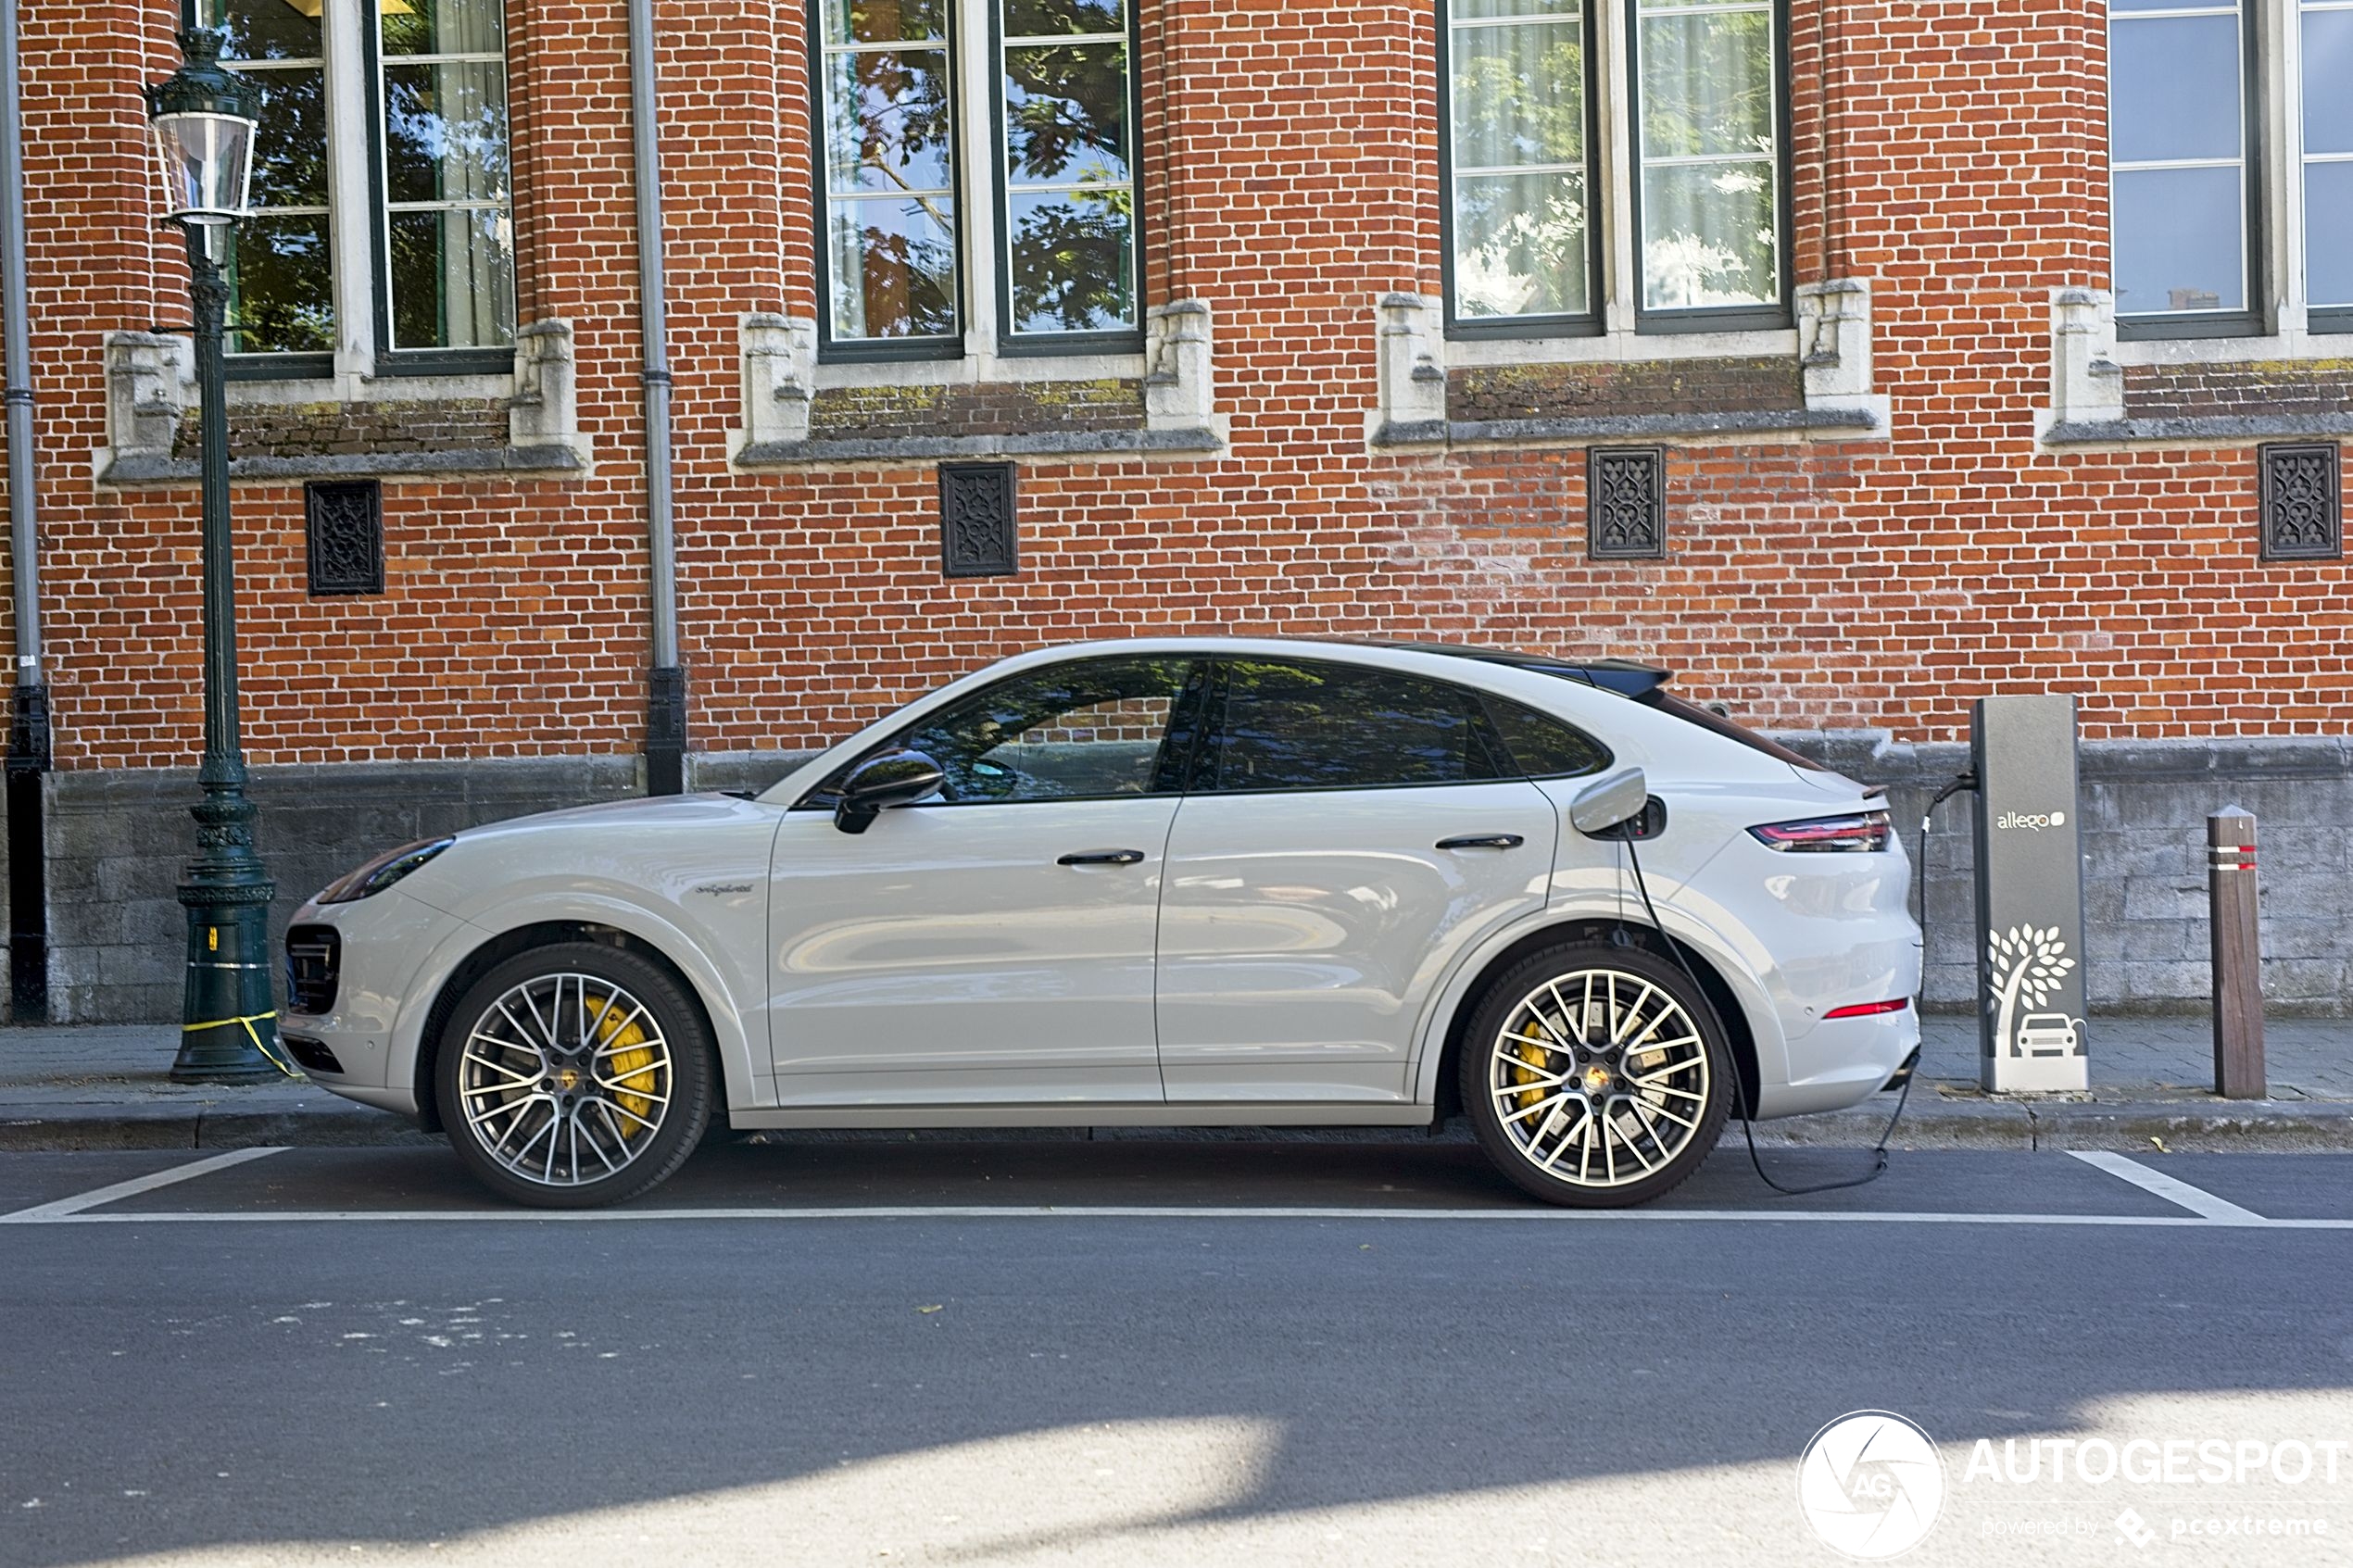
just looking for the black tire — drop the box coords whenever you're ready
[435,942,714,1209]
[1459,941,1733,1208]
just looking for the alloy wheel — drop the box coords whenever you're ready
[1484,967,1712,1189]
[455,972,674,1188]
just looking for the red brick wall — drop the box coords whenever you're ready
[2,0,2345,777]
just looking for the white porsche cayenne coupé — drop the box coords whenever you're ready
[282,638,1922,1209]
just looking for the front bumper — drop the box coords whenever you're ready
[278,888,473,1117]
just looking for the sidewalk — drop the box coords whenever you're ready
[0,1014,2347,1154]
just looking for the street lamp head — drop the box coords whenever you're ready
[145,29,258,230]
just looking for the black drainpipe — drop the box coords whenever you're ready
[1,0,47,1021]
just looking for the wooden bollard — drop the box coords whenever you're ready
[2208,807,2265,1099]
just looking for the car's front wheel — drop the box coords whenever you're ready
[1461,942,1732,1207]
[436,942,712,1208]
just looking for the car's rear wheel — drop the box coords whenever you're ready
[436,942,712,1209]
[1460,942,1732,1208]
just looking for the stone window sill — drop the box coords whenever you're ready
[2040,414,2353,448]
[1442,326,1800,369]
[98,320,589,488]
[2109,323,2353,368]
[98,445,586,487]
[737,305,1223,467]
[813,351,1149,388]
[1371,405,1880,452]
[1373,284,1887,453]
[222,371,520,407]
[736,427,1219,467]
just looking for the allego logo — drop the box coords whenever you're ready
[1995,810,2067,831]
[1796,1411,1947,1559]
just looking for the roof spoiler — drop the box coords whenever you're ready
[1516,658,1672,699]
[1321,639,1674,698]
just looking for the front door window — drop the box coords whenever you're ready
[845,655,1202,803]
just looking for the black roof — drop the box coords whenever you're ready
[1337,640,1673,698]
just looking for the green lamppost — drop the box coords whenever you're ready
[146,29,280,1083]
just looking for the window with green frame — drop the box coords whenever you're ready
[1629,0,1783,319]
[198,0,516,370]
[1443,0,1596,327]
[2109,1,2353,338]
[200,0,333,357]
[1441,0,1788,333]
[815,0,1142,358]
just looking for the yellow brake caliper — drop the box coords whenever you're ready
[586,993,660,1136]
[1510,1022,1550,1111]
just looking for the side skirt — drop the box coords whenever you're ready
[727,1102,1438,1131]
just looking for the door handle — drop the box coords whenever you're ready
[1435,834,1525,851]
[1057,848,1146,866]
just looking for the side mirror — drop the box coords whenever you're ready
[1569,767,1650,836]
[834,749,945,834]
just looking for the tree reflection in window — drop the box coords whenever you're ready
[885,657,1195,803]
[1001,0,1136,335]
[1635,0,1780,311]
[204,0,335,356]
[1208,661,1517,793]
[821,0,960,341]
[1447,0,1592,321]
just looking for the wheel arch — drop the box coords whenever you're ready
[410,921,732,1135]
[1427,919,1763,1126]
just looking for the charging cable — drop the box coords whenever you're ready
[1622,838,1898,1195]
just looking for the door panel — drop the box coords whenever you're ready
[767,799,1177,1103]
[764,652,1203,1108]
[1155,782,1560,1100]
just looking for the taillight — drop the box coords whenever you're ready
[1748,809,1892,853]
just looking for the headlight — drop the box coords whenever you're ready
[317,836,455,903]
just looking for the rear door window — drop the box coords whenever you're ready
[1202,659,1516,792]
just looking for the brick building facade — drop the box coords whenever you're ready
[0,0,2347,1022]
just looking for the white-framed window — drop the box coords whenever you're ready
[202,0,517,376]
[814,0,1143,360]
[2110,0,2353,338]
[1440,0,1789,338]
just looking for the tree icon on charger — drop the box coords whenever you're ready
[1986,925,2077,1059]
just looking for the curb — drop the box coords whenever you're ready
[0,1098,441,1151]
[2,1096,2349,1154]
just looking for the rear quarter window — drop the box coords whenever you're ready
[1480,696,1611,779]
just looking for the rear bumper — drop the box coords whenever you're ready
[1755,1002,1922,1117]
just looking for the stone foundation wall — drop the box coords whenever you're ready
[1780,734,2352,1014]
[9,737,2347,1023]
[36,759,643,1023]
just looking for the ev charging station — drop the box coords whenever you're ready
[1969,695,2090,1092]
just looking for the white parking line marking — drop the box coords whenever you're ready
[6,1204,2336,1228]
[0,1147,287,1223]
[2067,1150,2270,1223]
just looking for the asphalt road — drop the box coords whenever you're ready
[4,1140,2350,1567]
